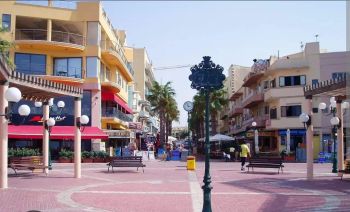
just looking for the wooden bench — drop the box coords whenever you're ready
[246,157,284,174]
[8,156,49,175]
[106,156,146,173]
[338,160,350,180]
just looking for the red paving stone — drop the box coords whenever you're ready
[1,160,350,211]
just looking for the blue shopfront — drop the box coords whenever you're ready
[279,129,306,162]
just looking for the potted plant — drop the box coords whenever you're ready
[58,149,72,163]
[81,151,94,163]
[93,151,107,163]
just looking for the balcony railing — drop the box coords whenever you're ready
[242,91,264,108]
[102,107,133,122]
[100,40,134,76]
[15,29,85,46]
[139,111,150,118]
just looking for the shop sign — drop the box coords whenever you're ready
[128,122,142,130]
[246,131,275,138]
[105,130,131,138]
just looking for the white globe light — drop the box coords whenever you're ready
[330,100,337,108]
[299,112,309,123]
[252,121,257,127]
[330,117,340,126]
[318,102,327,110]
[48,98,54,107]
[18,104,31,116]
[47,118,56,127]
[34,101,42,108]
[330,97,335,103]
[342,102,349,110]
[5,87,22,103]
[57,101,65,108]
[80,115,89,125]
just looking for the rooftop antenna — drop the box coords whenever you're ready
[277,50,280,59]
[300,42,304,52]
[315,34,319,42]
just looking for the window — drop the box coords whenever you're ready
[270,79,276,88]
[312,79,319,85]
[270,108,277,119]
[263,81,269,89]
[312,108,318,113]
[100,63,105,80]
[2,14,11,31]
[86,57,99,78]
[15,53,46,75]
[281,105,302,117]
[279,75,306,87]
[106,67,111,81]
[264,106,269,115]
[54,57,82,78]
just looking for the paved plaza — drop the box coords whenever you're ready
[1,159,350,212]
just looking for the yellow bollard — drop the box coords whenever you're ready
[187,156,196,170]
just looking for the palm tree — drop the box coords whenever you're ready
[0,27,14,68]
[209,89,228,135]
[165,97,180,143]
[147,81,176,145]
[189,88,228,138]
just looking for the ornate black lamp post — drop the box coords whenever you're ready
[189,56,225,212]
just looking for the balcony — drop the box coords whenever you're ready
[242,71,264,87]
[242,92,264,108]
[15,29,85,52]
[100,40,134,81]
[139,111,150,119]
[139,100,151,107]
[229,105,243,118]
[264,86,304,102]
[229,124,245,135]
[229,91,243,101]
[242,115,268,129]
[268,58,308,71]
[102,107,133,123]
[265,117,302,129]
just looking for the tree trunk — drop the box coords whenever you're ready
[159,109,165,146]
[165,118,169,144]
[169,121,173,137]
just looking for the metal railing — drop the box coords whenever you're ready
[102,107,133,122]
[15,29,85,46]
[100,40,134,76]
[16,0,77,9]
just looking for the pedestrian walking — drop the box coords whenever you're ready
[240,140,250,171]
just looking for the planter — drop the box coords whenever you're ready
[284,155,296,162]
[82,158,94,163]
[93,158,106,163]
[58,158,72,163]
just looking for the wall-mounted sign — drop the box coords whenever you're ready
[246,131,275,138]
[104,130,131,138]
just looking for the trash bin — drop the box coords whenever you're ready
[187,156,196,170]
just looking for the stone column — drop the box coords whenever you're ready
[306,96,314,180]
[336,99,344,172]
[0,82,8,189]
[47,19,52,42]
[43,102,50,175]
[74,97,82,178]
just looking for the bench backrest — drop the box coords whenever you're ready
[250,157,283,165]
[111,156,143,164]
[9,156,44,165]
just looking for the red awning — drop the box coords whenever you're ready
[8,125,108,140]
[101,91,133,114]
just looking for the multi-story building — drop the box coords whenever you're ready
[230,42,349,161]
[0,0,142,155]
[125,47,159,149]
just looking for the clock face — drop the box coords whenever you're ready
[183,101,193,111]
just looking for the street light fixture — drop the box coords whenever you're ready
[76,115,89,132]
[318,97,349,173]
[251,122,259,154]
[189,56,225,212]
[1,87,31,121]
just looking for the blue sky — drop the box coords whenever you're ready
[102,1,346,127]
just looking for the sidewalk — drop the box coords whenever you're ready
[0,160,350,211]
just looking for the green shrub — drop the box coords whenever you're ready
[82,151,94,159]
[8,148,40,157]
[93,151,107,159]
[59,149,73,159]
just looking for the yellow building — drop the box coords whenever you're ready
[0,0,136,152]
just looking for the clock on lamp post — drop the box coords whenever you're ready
[183,101,193,155]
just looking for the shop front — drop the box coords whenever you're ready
[246,130,278,155]
[279,129,306,161]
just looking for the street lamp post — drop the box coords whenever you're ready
[189,56,225,212]
[252,121,259,155]
[35,98,65,170]
[319,97,349,173]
